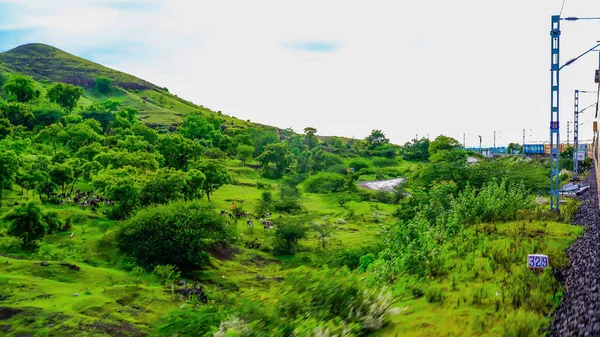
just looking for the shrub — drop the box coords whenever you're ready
[43,211,64,234]
[501,309,545,337]
[153,306,228,337]
[424,284,444,303]
[304,173,347,193]
[153,265,181,286]
[325,164,348,174]
[348,158,372,172]
[3,201,48,251]
[94,76,113,93]
[117,201,230,272]
[272,221,308,255]
[372,157,397,167]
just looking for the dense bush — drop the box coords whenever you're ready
[372,157,397,167]
[348,158,372,172]
[3,201,48,250]
[272,221,308,255]
[117,201,231,272]
[304,172,347,193]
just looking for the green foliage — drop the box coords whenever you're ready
[152,265,181,286]
[428,135,461,155]
[372,157,397,168]
[258,142,293,178]
[366,129,389,149]
[140,167,205,206]
[1,101,34,127]
[507,142,522,154]
[0,150,20,199]
[401,138,430,161]
[501,309,545,337]
[348,158,373,172]
[273,221,309,255]
[3,74,39,103]
[304,172,347,193]
[3,201,47,250]
[94,76,113,93]
[153,306,228,337]
[237,144,254,165]
[47,82,84,113]
[117,201,230,272]
[191,159,230,202]
[157,133,203,170]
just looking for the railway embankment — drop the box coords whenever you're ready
[550,170,600,336]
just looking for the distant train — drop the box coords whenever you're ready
[523,143,595,159]
[464,143,594,158]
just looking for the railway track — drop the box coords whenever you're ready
[550,170,600,336]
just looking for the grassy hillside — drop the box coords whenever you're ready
[0,44,251,128]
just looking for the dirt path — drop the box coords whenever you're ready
[550,170,600,336]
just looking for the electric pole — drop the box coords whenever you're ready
[463,133,466,148]
[493,131,496,148]
[567,121,570,146]
[523,129,526,156]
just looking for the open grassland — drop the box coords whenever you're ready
[375,221,582,337]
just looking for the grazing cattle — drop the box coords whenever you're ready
[260,218,274,231]
[220,210,228,216]
[91,207,97,214]
[247,219,254,227]
[102,210,107,215]
[263,212,271,217]
[69,232,75,239]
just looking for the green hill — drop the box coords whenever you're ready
[0,43,250,129]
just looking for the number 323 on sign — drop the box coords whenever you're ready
[527,254,549,269]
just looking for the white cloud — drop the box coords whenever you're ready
[2,0,600,146]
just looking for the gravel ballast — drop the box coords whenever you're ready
[550,170,600,337]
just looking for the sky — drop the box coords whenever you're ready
[0,0,600,147]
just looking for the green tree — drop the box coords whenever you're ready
[0,72,8,88]
[93,171,140,220]
[64,122,104,151]
[3,74,39,103]
[236,144,254,166]
[49,163,74,195]
[140,168,189,206]
[258,143,293,178]
[36,123,66,154]
[184,169,206,201]
[0,150,20,200]
[312,222,335,250]
[117,107,139,123]
[303,127,319,149]
[191,160,230,202]
[101,99,122,112]
[507,142,523,154]
[1,102,34,127]
[273,221,308,255]
[0,118,12,140]
[401,138,430,161]
[117,202,230,271]
[157,133,204,170]
[428,135,461,156]
[94,76,113,93]
[366,129,390,148]
[47,83,84,114]
[3,201,47,250]
[179,112,217,142]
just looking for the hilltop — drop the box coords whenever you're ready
[0,43,254,130]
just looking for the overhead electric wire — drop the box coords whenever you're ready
[559,0,567,17]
